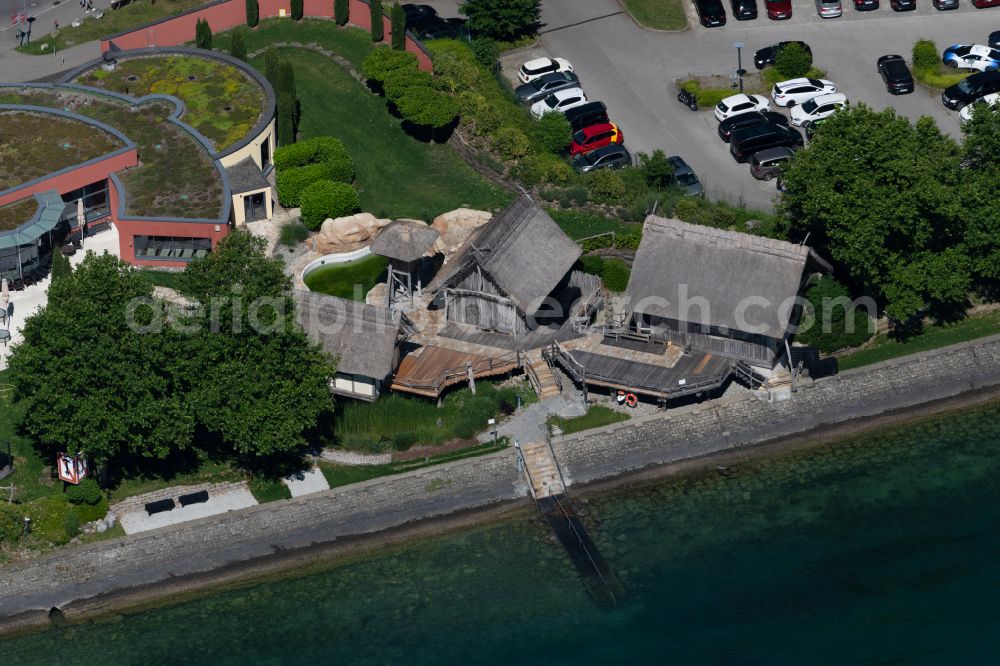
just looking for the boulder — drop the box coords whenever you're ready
[431,208,492,256]
[313,213,391,254]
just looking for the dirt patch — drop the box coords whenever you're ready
[392,438,480,462]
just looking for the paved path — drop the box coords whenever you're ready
[479,388,587,445]
[119,488,258,535]
[538,0,986,210]
[283,466,330,497]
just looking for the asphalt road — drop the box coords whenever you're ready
[538,0,997,210]
[0,0,110,56]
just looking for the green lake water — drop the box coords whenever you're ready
[6,402,1000,664]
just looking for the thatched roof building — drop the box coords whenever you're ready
[371,220,440,263]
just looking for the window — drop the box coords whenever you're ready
[61,180,110,223]
[134,235,212,260]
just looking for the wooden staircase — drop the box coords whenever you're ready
[525,350,561,400]
[519,439,564,499]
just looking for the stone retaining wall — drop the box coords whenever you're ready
[2,334,1000,621]
[108,481,249,517]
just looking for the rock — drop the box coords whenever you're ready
[431,208,492,256]
[96,521,108,533]
[313,213,391,254]
[366,282,387,306]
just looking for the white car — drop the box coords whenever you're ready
[959,92,1000,121]
[771,78,837,107]
[789,93,848,126]
[518,57,574,84]
[942,45,1000,73]
[714,94,770,122]
[530,88,588,118]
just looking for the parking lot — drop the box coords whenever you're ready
[536,0,995,209]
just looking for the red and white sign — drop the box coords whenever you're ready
[56,452,88,484]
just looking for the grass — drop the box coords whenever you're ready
[213,19,378,69]
[318,440,508,489]
[18,0,207,55]
[0,111,125,191]
[913,64,970,90]
[140,268,185,290]
[248,476,292,503]
[549,406,630,435]
[252,47,510,219]
[280,221,311,250]
[682,67,826,107]
[837,309,1000,371]
[0,197,38,233]
[622,0,688,31]
[303,254,388,301]
[0,370,59,504]
[107,458,243,502]
[74,55,265,150]
[548,209,633,240]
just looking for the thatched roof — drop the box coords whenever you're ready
[429,195,581,315]
[626,216,819,339]
[295,290,401,379]
[371,220,440,263]
[226,156,270,195]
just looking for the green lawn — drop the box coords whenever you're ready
[251,48,510,219]
[302,255,387,301]
[837,309,1000,371]
[107,458,243,502]
[550,406,630,436]
[0,370,57,503]
[548,209,632,240]
[622,0,688,31]
[913,64,970,90]
[248,476,292,503]
[140,268,185,290]
[214,19,377,69]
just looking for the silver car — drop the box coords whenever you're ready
[815,0,842,16]
[513,72,581,105]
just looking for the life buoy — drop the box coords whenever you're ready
[625,393,638,408]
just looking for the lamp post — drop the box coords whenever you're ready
[734,42,746,94]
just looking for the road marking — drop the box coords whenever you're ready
[540,11,624,35]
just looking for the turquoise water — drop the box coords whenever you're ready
[6,403,1000,664]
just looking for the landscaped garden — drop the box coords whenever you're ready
[549,406,630,436]
[302,255,388,301]
[74,54,266,150]
[621,0,687,31]
[0,110,124,191]
[912,39,970,90]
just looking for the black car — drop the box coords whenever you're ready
[990,31,1000,49]
[514,72,582,105]
[754,41,812,70]
[730,124,803,163]
[695,0,727,26]
[564,102,609,132]
[877,55,914,95]
[730,0,758,19]
[572,145,633,172]
[942,70,1000,109]
[932,0,958,8]
[853,0,879,9]
[402,4,436,28]
[717,110,789,142]
[416,17,468,40]
[889,0,915,10]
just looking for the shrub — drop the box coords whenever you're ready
[579,255,605,275]
[680,80,731,108]
[536,112,572,154]
[639,149,674,189]
[291,0,303,19]
[335,0,349,26]
[274,136,351,170]
[775,43,813,79]
[395,86,459,129]
[246,0,259,28]
[230,28,247,62]
[432,50,482,92]
[370,0,384,42]
[383,68,434,103]
[195,18,213,50]
[600,258,631,292]
[912,39,939,71]
[62,511,80,539]
[280,221,311,249]
[0,504,21,544]
[362,47,419,85]
[673,197,701,221]
[392,431,419,450]
[276,163,329,207]
[511,153,574,186]
[492,126,531,159]
[391,2,405,50]
[470,38,501,69]
[587,169,627,205]
[567,184,589,206]
[277,91,296,145]
[300,180,360,229]
[795,275,875,353]
[64,478,102,506]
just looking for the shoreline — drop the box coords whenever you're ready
[3,381,998,638]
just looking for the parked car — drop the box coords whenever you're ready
[990,31,1000,49]
[772,78,837,106]
[889,0,915,9]
[402,3,436,26]
[667,156,704,197]
[789,93,848,126]
[815,0,843,16]
[932,0,958,8]
[730,0,759,19]
[572,145,633,172]
[694,0,728,26]
[569,123,623,156]
[803,117,832,140]
[518,57,574,84]
[959,92,1000,120]
[514,72,582,105]
[877,55,915,94]
[854,0,879,9]
[749,147,794,180]
[943,44,1000,72]
[730,124,803,162]
[415,17,468,40]
[942,70,1000,109]
[529,88,587,118]
[714,93,770,121]
[763,0,793,18]
[972,0,1000,7]
[754,42,811,69]
[564,102,609,132]
[717,110,789,142]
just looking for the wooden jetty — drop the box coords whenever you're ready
[518,439,625,608]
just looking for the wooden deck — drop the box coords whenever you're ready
[389,345,519,398]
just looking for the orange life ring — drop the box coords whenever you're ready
[625,393,638,408]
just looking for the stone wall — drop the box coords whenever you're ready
[108,481,249,517]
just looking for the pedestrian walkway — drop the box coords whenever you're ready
[119,487,258,534]
[282,466,330,497]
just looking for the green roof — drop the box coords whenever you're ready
[0,191,63,250]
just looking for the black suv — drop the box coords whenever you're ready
[730,0,758,19]
[730,124,803,162]
[717,111,788,142]
[695,0,728,26]
[877,55,914,95]
[754,41,811,69]
[942,70,1000,110]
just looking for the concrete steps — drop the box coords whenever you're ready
[520,439,564,498]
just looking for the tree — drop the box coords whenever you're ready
[230,28,247,62]
[959,102,1000,282]
[390,2,406,50]
[291,0,303,20]
[50,250,72,283]
[459,0,540,42]
[370,0,384,42]
[264,48,280,88]
[246,0,259,28]
[780,105,967,322]
[639,149,674,190]
[334,0,349,26]
[195,18,213,50]
[774,42,812,78]
[470,38,500,69]
[535,111,571,153]
[277,91,296,145]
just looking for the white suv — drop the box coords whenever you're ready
[790,93,848,126]
[518,57,574,84]
[530,88,588,118]
[771,78,837,107]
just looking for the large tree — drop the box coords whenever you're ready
[780,105,968,322]
[958,102,1000,283]
[459,0,540,42]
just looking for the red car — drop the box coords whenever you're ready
[569,122,624,156]
[764,0,793,18]
[972,0,1000,7]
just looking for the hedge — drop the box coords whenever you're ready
[383,69,434,103]
[300,180,361,229]
[65,478,102,505]
[362,47,418,85]
[277,163,328,207]
[274,136,352,171]
[394,85,459,129]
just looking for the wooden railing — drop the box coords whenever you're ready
[392,349,524,394]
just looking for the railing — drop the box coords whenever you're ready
[392,349,524,393]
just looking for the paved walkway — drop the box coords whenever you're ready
[479,387,587,445]
[283,466,330,497]
[118,488,258,535]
